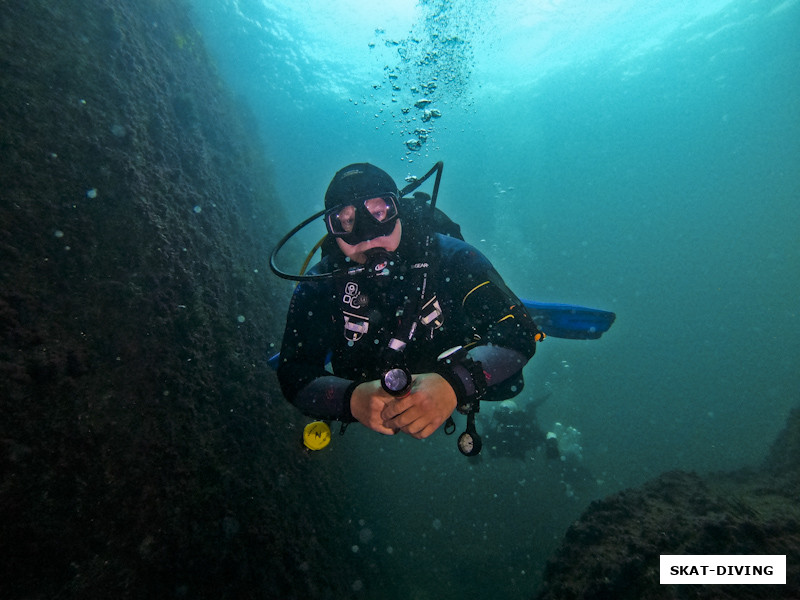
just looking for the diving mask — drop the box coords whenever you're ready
[324,193,400,246]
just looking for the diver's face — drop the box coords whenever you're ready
[335,219,402,264]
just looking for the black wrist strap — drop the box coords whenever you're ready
[434,362,468,404]
[456,356,486,414]
[435,348,486,413]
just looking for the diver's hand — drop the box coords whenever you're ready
[350,380,398,435]
[380,373,457,439]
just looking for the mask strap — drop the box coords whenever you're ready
[399,161,443,211]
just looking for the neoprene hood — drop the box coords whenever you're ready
[324,163,398,210]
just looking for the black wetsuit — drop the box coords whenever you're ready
[277,233,540,422]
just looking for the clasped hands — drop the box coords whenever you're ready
[350,372,457,439]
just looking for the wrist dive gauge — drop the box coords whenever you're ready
[437,346,486,457]
[457,413,482,457]
[381,366,413,397]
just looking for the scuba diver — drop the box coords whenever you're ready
[274,163,543,455]
[483,395,597,499]
[483,393,560,461]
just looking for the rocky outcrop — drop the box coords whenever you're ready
[1,1,352,598]
[535,408,800,599]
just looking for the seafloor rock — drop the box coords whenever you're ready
[1,1,352,598]
[535,408,800,599]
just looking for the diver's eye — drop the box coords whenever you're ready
[364,197,390,222]
[337,205,356,232]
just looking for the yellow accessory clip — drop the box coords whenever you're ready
[303,421,332,451]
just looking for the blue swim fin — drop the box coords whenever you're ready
[521,300,616,340]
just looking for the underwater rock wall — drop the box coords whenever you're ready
[1,1,351,598]
[534,407,800,599]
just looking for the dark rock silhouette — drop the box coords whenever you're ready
[1,1,352,597]
[535,407,800,599]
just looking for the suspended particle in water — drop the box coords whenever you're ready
[358,527,373,543]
